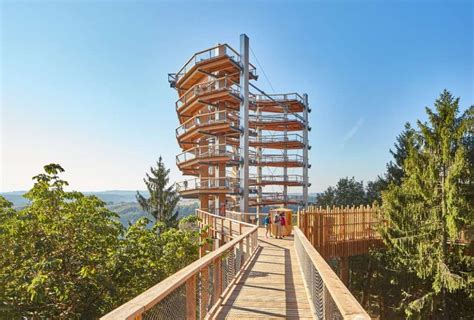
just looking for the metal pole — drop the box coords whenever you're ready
[256,106,262,216]
[239,34,250,214]
[283,103,288,206]
[303,93,309,207]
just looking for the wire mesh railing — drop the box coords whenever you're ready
[101,210,259,320]
[294,227,370,320]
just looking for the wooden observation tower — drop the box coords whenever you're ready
[169,34,311,214]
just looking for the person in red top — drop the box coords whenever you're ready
[279,213,286,238]
[219,203,226,216]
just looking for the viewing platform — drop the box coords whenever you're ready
[168,44,257,92]
[249,174,305,187]
[175,76,241,120]
[176,178,240,198]
[249,134,305,150]
[252,93,307,113]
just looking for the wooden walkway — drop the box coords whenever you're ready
[214,228,314,319]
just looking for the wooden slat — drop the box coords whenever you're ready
[214,229,314,319]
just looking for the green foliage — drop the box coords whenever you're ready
[385,123,418,186]
[380,90,473,318]
[137,157,180,228]
[315,176,385,207]
[0,164,200,318]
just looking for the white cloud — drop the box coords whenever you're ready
[341,117,364,147]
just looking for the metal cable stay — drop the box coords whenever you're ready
[246,45,309,206]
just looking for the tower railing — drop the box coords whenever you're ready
[175,76,241,111]
[176,144,239,165]
[176,110,238,137]
[249,112,305,123]
[176,177,240,193]
[253,153,304,165]
[255,92,305,104]
[249,133,304,144]
[249,174,304,184]
[168,44,257,87]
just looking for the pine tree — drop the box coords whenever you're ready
[386,122,417,185]
[381,90,473,318]
[136,157,180,228]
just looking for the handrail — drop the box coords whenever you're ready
[255,93,304,104]
[294,227,370,319]
[101,209,259,320]
[176,177,240,192]
[176,144,238,165]
[249,112,305,123]
[249,174,304,183]
[175,76,240,111]
[250,134,304,143]
[253,154,304,163]
[168,44,257,86]
[176,109,238,137]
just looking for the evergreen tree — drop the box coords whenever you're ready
[385,122,417,185]
[380,90,473,319]
[136,157,180,228]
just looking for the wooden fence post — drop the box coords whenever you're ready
[186,275,197,320]
[200,268,209,318]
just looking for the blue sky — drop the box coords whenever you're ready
[1,0,472,192]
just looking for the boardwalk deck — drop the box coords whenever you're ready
[214,228,314,319]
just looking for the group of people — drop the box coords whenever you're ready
[263,212,287,239]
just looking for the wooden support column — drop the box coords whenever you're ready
[200,268,209,317]
[340,256,349,286]
[214,257,222,301]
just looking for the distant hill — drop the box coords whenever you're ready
[0,190,317,226]
[0,190,149,207]
[108,201,199,226]
[0,190,198,227]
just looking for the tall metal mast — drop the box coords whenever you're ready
[303,93,309,207]
[239,34,250,213]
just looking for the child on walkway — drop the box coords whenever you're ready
[264,213,271,238]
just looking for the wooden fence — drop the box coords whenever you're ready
[298,205,383,259]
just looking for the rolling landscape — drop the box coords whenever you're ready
[0,190,200,226]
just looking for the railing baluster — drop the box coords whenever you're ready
[200,267,209,318]
[186,274,197,320]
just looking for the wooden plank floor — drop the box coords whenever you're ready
[214,228,314,319]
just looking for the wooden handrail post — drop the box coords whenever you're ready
[238,240,244,270]
[220,219,224,246]
[214,257,222,302]
[186,275,197,320]
[246,235,250,260]
[200,267,209,318]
